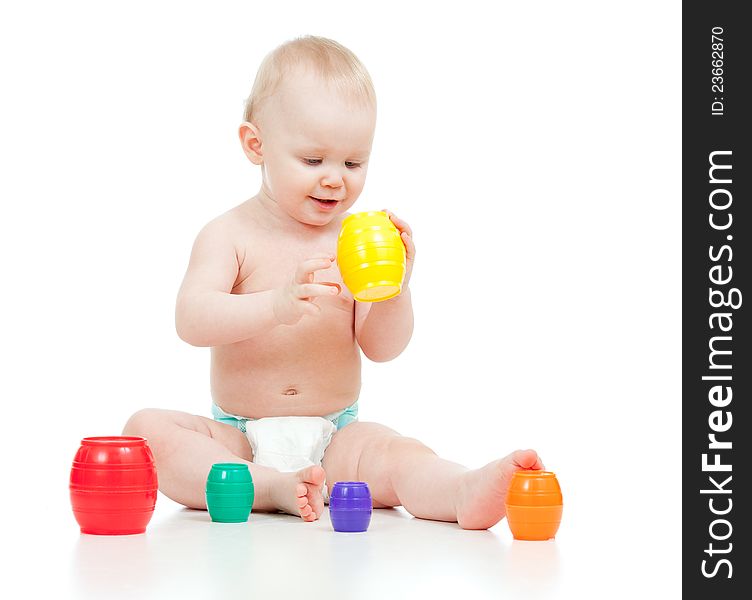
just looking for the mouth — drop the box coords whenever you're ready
[308,196,341,210]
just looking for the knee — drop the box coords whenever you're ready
[122,408,164,438]
[350,423,406,461]
[361,431,435,474]
[385,435,436,461]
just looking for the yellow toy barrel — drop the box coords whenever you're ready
[337,211,406,302]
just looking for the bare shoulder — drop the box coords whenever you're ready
[179,201,259,294]
[196,202,254,241]
[193,201,256,256]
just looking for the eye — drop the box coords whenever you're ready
[345,161,361,169]
[303,158,322,165]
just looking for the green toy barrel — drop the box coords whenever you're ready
[205,463,254,523]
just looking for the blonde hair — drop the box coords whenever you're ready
[243,36,376,123]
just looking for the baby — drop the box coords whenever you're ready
[123,36,543,529]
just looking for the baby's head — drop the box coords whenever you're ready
[240,36,377,227]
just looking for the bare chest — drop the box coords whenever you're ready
[228,227,356,346]
[210,226,361,415]
[237,229,339,288]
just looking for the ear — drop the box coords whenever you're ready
[238,121,264,165]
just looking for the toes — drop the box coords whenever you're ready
[309,489,325,518]
[301,502,320,522]
[288,466,327,521]
[295,483,308,498]
[512,449,543,470]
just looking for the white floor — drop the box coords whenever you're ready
[65,495,564,599]
[15,485,681,600]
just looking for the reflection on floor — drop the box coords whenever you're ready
[68,494,562,599]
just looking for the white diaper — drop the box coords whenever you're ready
[245,416,337,501]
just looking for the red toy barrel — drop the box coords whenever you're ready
[70,436,158,535]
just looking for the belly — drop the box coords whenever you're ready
[209,304,362,418]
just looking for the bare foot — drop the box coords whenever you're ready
[271,465,327,522]
[455,449,544,530]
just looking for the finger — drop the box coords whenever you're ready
[295,256,335,283]
[296,283,341,299]
[401,231,416,258]
[322,282,342,294]
[383,210,412,237]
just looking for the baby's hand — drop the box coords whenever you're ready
[383,210,415,287]
[273,255,341,325]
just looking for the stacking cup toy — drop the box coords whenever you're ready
[69,436,158,535]
[337,211,406,302]
[329,481,373,532]
[504,470,563,541]
[205,463,254,523]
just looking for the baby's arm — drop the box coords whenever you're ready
[354,211,416,362]
[355,289,414,362]
[175,220,338,347]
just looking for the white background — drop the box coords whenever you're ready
[1,1,681,597]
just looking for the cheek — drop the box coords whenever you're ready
[274,162,310,194]
[347,171,367,194]
[291,167,317,192]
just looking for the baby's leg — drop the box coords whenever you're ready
[323,422,543,529]
[122,409,326,521]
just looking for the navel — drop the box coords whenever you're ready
[283,387,298,396]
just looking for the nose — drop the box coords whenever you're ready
[320,168,344,189]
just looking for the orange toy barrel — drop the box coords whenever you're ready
[505,470,563,541]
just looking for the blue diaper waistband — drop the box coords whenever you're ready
[211,401,359,433]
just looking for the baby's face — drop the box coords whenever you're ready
[255,71,376,227]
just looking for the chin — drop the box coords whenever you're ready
[298,210,337,227]
[301,202,345,224]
